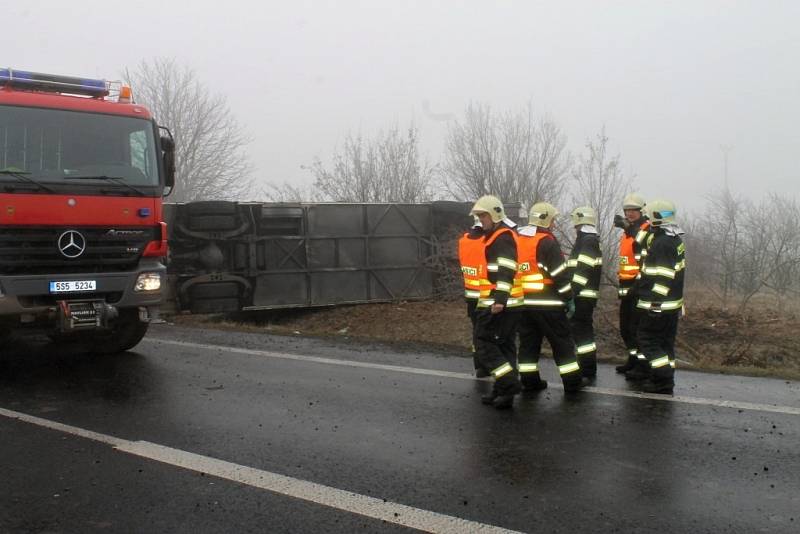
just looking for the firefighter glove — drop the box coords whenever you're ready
[613,214,629,229]
[566,299,576,319]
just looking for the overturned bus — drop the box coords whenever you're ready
[162,200,481,314]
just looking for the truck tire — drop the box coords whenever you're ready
[90,309,150,354]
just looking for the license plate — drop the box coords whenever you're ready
[49,280,97,293]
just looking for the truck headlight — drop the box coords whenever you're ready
[134,272,162,292]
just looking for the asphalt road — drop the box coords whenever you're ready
[1,324,799,533]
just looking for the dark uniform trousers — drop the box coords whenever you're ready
[637,312,679,380]
[570,297,597,376]
[619,291,642,363]
[517,309,580,386]
[474,310,520,394]
[466,300,481,370]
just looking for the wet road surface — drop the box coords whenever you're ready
[1,324,799,533]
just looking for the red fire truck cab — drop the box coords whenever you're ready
[0,68,175,353]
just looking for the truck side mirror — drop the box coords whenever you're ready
[160,135,175,195]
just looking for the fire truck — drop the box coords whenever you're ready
[0,68,174,353]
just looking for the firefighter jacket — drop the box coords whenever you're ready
[514,226,573,308]
[458,227,487,302]
[475,223,519,310]
[636,226,685,314]
[618,217,651,296]
[567,226,602,300]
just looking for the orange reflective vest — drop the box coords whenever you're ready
[514,233,554,299]
[458,232,487,301]
[618,221,651,281]
[475,227,522,308]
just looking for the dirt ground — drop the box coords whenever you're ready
[170,291,800,380]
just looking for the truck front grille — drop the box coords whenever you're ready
[0,226,158,275]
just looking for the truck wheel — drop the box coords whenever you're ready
[90,310,150,354]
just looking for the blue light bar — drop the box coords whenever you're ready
[0,68,109,97]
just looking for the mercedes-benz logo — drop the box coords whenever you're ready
[57,230,87,259]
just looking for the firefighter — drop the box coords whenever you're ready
[635,199,685,393]
[614,193,651,376]
[567,206,602,379]
[515,202,584,393]
[458,216,489,377]
[469,195,522,409]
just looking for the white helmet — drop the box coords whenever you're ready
[470,195,506,223]
[647,199,677,226]
[529,202,559,228]
[622,193,646,210]
[570,206,597,227]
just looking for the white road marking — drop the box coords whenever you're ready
[0,407,126,446]
[148,338,477,381]
[146,338,800,417]
[586,386,800,415]
[0,406,521,534]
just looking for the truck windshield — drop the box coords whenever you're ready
[0,104,159,189]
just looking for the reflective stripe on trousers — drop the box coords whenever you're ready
[650,355,670,369]
[558,361,580,375]
[492,362,514,378]
[637,299,684,311]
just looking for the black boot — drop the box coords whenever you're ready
[641,377,674,394]
[625,363,651,381]
[615,354,637,373]
[481,391,497,405]
[522,379,548,393]
[580,362,597,379]
[492,394,515,409]
[562,373,586,393]
[521,373,548,393]
[492,379,521,409]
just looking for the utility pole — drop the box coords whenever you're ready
[720,145,733,187]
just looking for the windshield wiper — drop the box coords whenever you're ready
[67,175,146,196]
[0,169,57,193]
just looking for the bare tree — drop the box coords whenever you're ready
[305,123,433,202]
[687,189,800,311]
[705,186,744,307]
[442,102,571,207]
[124,58,254,202]
[260,182,325,202]
[738,197,771,302]
[681,211,720,298]
[570,127,633,278]
[754,194,800,311]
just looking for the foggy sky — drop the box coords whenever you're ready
[4,0,799,212]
